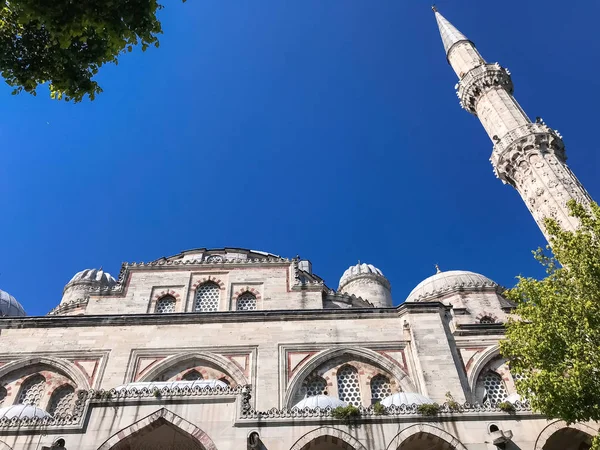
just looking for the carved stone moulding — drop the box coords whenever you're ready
[457,63,513,114]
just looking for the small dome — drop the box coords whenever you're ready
[293,395,348,410]
[406,270,498,302]
[66,268,117,289]
[339,263,386,289]
[0,404,51,419]
[114,380,228,392]
[380,392,434,407]
[0,289,26,317]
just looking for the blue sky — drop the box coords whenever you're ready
[1,1,599,315]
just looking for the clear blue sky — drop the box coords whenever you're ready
[1,1,598,316]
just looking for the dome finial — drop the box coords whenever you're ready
[431,4,438,12]
[435,264,442,274]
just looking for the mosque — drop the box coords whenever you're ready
[0,8,595,450]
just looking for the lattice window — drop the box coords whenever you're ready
[155,296,176,313]
[370,374,392,404]
[48,385,75,417]
[337,365,361,406]
[182,370,203,381]
[194,283,220,312]
[18,374,45,406]
[236,292,257,311]
[479,316,495,324]
[300,375,328,398]
[481,371,508,404]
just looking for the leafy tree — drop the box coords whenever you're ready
[0,0,166,102]
[500,200,600,449]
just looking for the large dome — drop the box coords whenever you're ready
[65,268,117,290]
[0,289,26,317]
[406,270,498,302]
[339,263,386,289]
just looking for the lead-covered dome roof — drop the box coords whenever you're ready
[0,404,51,419]
[407,270,498,302]
[0,289,26,317]
[339,263,387,289]
[65,268,117,291]
[293,395,347,410]
[381,392,434,407]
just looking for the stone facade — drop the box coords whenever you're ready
[0,248,595,449]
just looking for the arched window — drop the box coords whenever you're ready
[479,371,508,405]
[236,292,257,311]
[337,365,361,406]
[479,316,495,324]
[155,296,176,314]
[194,283,220,312]
[370,374,392,404]
[48,385,75,417]
[18,374,45,406]
[300,375,328,398]
[182,370,203,381]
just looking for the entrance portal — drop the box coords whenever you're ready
[542,428,592,450]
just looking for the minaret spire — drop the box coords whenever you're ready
[433,9,593,242]
[433,8,470,56]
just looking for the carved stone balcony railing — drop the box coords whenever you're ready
[457,63,513,114]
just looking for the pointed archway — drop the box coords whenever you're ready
[387,424,467,450]
[289,427,367,450]
[97,408,218,450]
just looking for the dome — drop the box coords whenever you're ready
[113,380,229,392]
[293,395,347,410]
[66,268,117,289]
[0,289,26,317]
[339,263,387,289]
[0,404,51,419]
[380,392,434,407]
[406,270,498,302]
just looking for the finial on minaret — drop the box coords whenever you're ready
[435,264,442,274]
[431,5,438,12]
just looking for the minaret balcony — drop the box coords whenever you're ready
[457,63,513,114]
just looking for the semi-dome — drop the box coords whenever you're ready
[0,289,26,317]
[65,268,117,290]
[0,404,52,420]
[406,270,498,302]
[292,395,347,410]
[380,392,434,407]
[339,263,386,289]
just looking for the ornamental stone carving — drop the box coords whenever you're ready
[457,63,513,114]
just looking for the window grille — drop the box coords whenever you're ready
[370,374,392,404]
[194,283,220,312]
[481,371,508,404]
[18,374,45,406]
[300,375,328,398]
[155,296,176,313]
[48,385,75,417]
[182,370,203,381]
[479,316,495,324]
[237,292,257,311]
[337,365,361,406]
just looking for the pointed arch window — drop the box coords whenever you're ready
[182,370,203,381]
[155,296,176,314]
[48,385,75,417]
[337,365,361,406]
[194,283,220,312]
[479,371,508,404]
[236,292,257,311]
[18,374,45,406]
[370,374,392,404]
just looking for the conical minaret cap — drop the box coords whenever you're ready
[433,7,470,55]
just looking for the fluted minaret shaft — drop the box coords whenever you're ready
[433,8,593,241]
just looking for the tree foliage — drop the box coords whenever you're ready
[500,200,600,448]
[0,0,166,102]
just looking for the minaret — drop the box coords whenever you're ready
[433,7,593,241]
